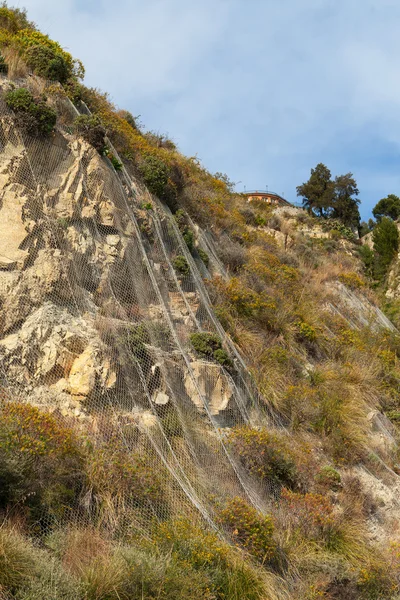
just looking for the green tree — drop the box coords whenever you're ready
[373,194,400,222]
[358,244,375,278]
[373,216,399,279]
[332,173,360,228]
[359,221,370,237]
[296,163,335,216]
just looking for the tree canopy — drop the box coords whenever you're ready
[372,194,400,222]
[331,173,360,228]
[296,163,335,218]
[297,164,360,228]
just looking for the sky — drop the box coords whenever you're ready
[13,0,400,219]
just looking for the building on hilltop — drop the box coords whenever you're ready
[243,190,292,207]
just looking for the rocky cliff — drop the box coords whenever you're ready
[1,54,400,599]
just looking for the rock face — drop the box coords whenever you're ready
[0,111,235,421]
[0,115,129,408]
[326,281,396,332]
[0,302,116,402]
[184,360,233,416]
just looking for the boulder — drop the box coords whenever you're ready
[184,360,233,416]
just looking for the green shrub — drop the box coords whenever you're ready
[14,29,84,80]
[25,44,69,83]
[315,465,341,489]
[174,209,195,252]
[107,151,123,171]
[139,154,169,199]
[198,247,209,267]
[5,87,56,136]
[320,219,355,240]
[227,426,297,488]
[183,227,195,252]
[190,331,233,367]
[121,321,172,357]
[0,52,8,74]
[138,154,180,212]
[190,331,221,356]
[63,78,85,104]
[358,244,375,278]
[218,497,277,565]
[213,347,233,367]
[74,114,106,153]
[0,402,85,525]
[173,255,190,277]
[373,216,399,279]
[118,323,153,374]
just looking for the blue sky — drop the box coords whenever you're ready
[15,0,400,219]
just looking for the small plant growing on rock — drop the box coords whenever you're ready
[198,248,209,267]
[119,323,153,374]
[5,87,56,136]
[174,209,195,252]
[104,149,123,171]
[74,114,106,153]
[190,332,233,368]
[182,228,194,252]
[173,255,190,277]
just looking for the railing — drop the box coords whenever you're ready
[240,190,285,198]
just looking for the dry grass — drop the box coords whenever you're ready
[1,46,28,79]
[0,525,37,593]
[51,527,110,576]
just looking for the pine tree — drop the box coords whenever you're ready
[332,173,360,229]
[296,163,335,217]
[372,194,400,222]
[372,217,399,279]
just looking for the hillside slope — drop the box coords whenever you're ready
[1,7,400,599]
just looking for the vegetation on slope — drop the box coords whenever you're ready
[2,4,400,599]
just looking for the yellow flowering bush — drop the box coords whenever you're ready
[0,402,85,524]
[217,497,277,565]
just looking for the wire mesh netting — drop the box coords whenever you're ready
[0,78,289,538]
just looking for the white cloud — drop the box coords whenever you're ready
[18,0,400,215]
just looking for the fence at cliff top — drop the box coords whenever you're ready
[0,81,290,538]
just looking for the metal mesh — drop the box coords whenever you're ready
[0,79,286,537]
